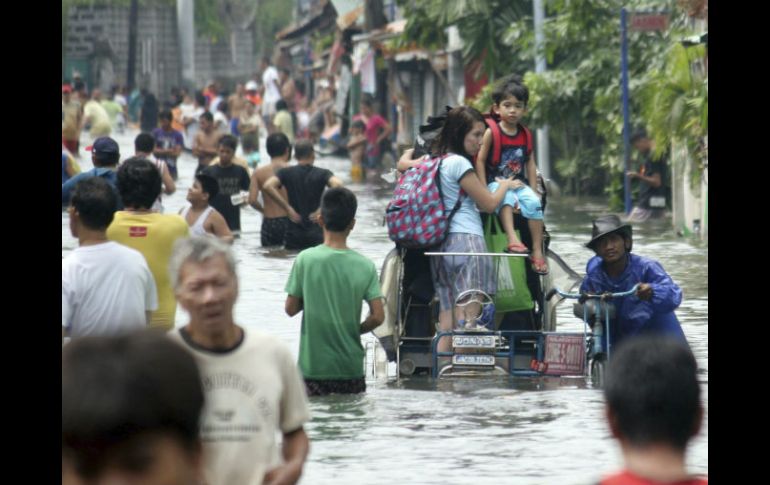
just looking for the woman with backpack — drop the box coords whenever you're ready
[398,106,518,354]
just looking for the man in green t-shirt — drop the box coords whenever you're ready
[284,187,384,396]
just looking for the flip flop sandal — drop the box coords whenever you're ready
[505,242,529,254]
[530,256,549,275]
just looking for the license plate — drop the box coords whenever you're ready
[452,354,496,366]
[649,196,666,208]
[453,335,495,349]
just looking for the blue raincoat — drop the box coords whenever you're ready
[580,253,687,349]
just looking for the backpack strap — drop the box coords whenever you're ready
[436,154,466,222]
[484,116,502,166]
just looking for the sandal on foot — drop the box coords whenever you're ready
[504,242,529,254]
[530,256,549,275]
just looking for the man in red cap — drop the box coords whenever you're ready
[62,84,83,157]
[62,136,122,209]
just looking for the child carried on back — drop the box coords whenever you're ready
[476,75,548,275]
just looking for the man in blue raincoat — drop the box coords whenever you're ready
[580,215,687,350]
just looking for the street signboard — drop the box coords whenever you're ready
[630,13,669,32]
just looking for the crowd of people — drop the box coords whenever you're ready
[62,65,704,484]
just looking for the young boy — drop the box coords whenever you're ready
[476,75,548,274]
[202,135,251,234]
[249,132,292,247]
[357,93,392,182]
[152,110,185,180]
[346,119,366,183]
[600,336,707,484]
[284,187,384,396]
[179,173,234,244]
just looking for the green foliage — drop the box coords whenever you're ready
[253,0,293,57]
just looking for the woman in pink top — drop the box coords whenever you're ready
[357,93,392,181]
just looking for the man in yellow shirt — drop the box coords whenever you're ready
[107,158,189,330]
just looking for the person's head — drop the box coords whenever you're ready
[170,236,239,332]
[62,331,204,484]
[294,139,315,164]
[62,84,73,100]
[117,158,162,210]
[586,214,633,264]
[158,110,173,129]
[275,99,288,112]
[91,88,102,101]
[320,187,357,234]
[69,177,118,237]
[260,56,271,70]
[134,132,155,155]
[279,67,290,81]
[630,127,652,153]
[187,173,219,206]
[88,137,120,167]
[217,134,238,165]
[199,112,213,132]
[491,74,529,124]
[433,106,486,159]
[350,120,366,135]
[360,93,375,116]
[194,92,206,107]
[604,336,702,453]
[245,80,258,94]
[266,132,291,159]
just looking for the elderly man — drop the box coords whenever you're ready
[168,236,310,485]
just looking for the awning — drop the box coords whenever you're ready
[351,19,406,44]
[275,0,335,41]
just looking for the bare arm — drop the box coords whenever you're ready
[360,298,385,334]
[346,134,366,150]
[160,163,176,195]
[476,129,493,184]
[327,175,344,188]
[263,427,309,485]
[459,171,517,213]
[208,210,234,244]
[248,171,264,212]
[376,120,393,145]
[397,149,422,173]
[265,176,301,223]
[627,170,662,188]
[285,295,303,317]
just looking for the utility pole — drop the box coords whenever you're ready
[177,0,196,91]
[533,0,550,182]
[620,7,631,214]
[127,0,138,90]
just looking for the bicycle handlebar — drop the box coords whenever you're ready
[547,284,640,301]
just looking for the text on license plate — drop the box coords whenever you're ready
[452,335,495,348]
[452,354,496,366]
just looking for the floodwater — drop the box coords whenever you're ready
[62,128,707,484]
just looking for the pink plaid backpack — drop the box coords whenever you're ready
[386,154,465,249]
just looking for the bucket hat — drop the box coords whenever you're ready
[586,215,633,252]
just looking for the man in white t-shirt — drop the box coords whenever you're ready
[260,56,281,124]
[62,177,157,342]
[168,236,310,485]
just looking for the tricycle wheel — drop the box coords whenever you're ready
[591,354,607,387]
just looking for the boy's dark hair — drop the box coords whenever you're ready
[195,173,219,199]
[71,177,118,230]
[62,331,204,479]
[275,99,288,112]
[433,106,485,159]
[630,127,648,144]
[218,134,238,151]
[294,140,314,160]
[195,92,207,107]
[159,109,173,122]
[266,132,291,158]
[321,187,357,232]
[491,74,529,106]
[351,120,366,131]
[117,157,162,209]
[134,132,155,153]
[605,336,701,451]
[200,111,213,123]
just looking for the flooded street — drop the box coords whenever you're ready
[63,129,707,484]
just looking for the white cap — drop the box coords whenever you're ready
[245,80,258,91]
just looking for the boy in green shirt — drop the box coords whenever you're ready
[284,187,384,396]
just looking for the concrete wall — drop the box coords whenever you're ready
[65,5,255,98]
[671,139,707,241]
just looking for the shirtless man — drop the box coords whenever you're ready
[249,133,291,247]
[179,173,233,244]
[192,112,221,174]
